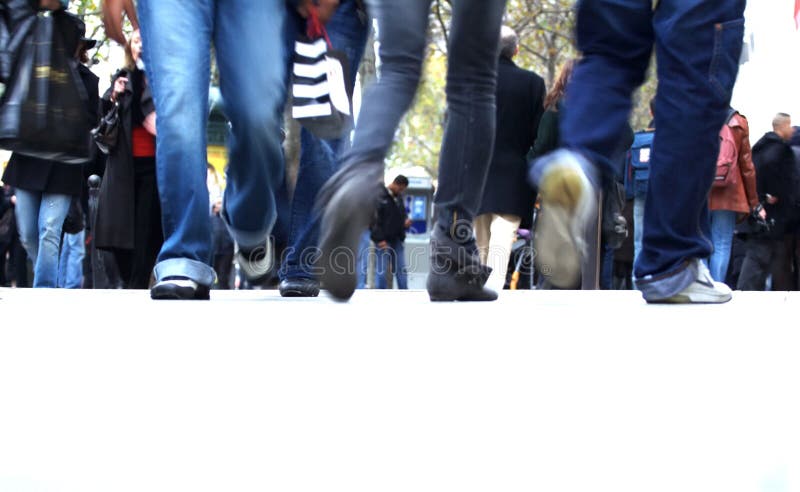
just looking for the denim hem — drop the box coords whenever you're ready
[220,207,272,252]
[635,260,697,301]
[154,258,217,287]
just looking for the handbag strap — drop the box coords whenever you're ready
[306,6,332,49]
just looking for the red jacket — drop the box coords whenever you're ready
[709,113,759,215]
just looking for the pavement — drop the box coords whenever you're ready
[1,288,800,492]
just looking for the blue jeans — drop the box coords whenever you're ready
[708,209,736,282]
[138,0,287,287]
[375,239,408,290]
[344,0,506,227]
[633,193,646,266]
[14,189,72,288]
[558,0,745,300]
[58,229,85,288]
[280,0,369,281]
[355,229,371,289]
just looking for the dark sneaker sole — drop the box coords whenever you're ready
[150,284,210,300]
[317,172,381,301]
[279,284,321,297]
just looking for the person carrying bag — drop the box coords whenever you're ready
[0,0,91,163]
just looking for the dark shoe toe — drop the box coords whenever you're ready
[317,163,383,301]
[150,277,210,300]
[279,278,320,297]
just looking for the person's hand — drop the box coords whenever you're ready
[767,194,779,205]
[10,195,16,206]
[758,207,767,221]
[212,199,222,215]
[296,0,340,24]
[404,218,412,229]
[143,112,157,136]
[377,240,388,250]
[111,76,128,102]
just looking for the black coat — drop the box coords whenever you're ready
[371,187,407,244]
[748,132,798,238]
[1,63,99,196]
[94,68,155,251]
[478,57,545,228]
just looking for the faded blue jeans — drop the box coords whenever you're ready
[58,229,85,288]
[708,209,737,282]
[279,0,369,282]
[14,189,71,288]
[375,239,408,289]
[555,0,745,300]
[138,0,287,287]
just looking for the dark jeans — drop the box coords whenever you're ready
[559,0,745,299]
[737,237,783,291]
[280,0,369,281]
[343,0,506,227]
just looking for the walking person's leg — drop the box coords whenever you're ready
[485,214,521,292]
[13,188,42,267]
[280,0,369,297]
[317,0,433,300]
[214,0,288,282]
[374,245,390,289]
[635,0,744,302]
[393,240,408,289]
[737,238,772,291]
[139,0,216,299]
[33,193,72,288]
[708,209,737,282]
[530,0,653,289]
[426,0,506,302]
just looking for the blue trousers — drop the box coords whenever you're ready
[138,0,288,287]
[280,0,369,281]
[560,0,745,299]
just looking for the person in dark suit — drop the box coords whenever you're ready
[737,113,798,291]
[474,25,545,292]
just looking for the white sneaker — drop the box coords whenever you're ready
[651,260,732,304]
[236,237,274,282]
[532,150,597,288]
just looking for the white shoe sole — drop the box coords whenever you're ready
[534,158,596,288]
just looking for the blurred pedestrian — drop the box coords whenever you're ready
[317,0,507,302]
[528,0,745,303]
[737,113,797,291]
[0,13,97,288]
[102,0,340,299]
[278,0,369,297]
[475,25,545,293]
[706,109,760,283]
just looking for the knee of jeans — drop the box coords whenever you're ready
[17,231,37,256]
[379,53,424,88]
[446,66,497,98]
[228,103,282,138]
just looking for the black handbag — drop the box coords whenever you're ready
[0,7,91,163]
[91,102,119,154]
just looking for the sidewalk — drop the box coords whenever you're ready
[1,288,799,491]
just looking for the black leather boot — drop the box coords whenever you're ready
[426,222,498,302]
